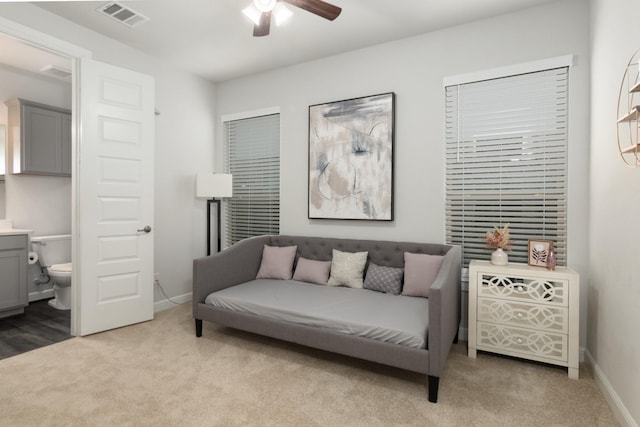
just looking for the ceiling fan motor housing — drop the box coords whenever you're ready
[247,0,342,37]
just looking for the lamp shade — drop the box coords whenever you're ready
[196,173,233,198]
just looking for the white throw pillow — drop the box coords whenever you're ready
[327,249,368,288]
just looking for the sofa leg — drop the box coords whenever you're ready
[195,319,203,337]
[428,375,439,403]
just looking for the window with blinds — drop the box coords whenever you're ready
[445,67,568,267]
[224,113,280,246]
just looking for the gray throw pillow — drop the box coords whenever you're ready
[292,257,332,285]
[327,249,368,288]
[364,263,404,295]
[401,252,444,298]
[256,245,297,280]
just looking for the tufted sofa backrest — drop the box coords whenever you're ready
[269,235,451,269]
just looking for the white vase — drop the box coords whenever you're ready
[491,248,508,265]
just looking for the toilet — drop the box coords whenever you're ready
[31,234,72,310]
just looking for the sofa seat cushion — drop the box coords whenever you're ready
[204,279,429,349]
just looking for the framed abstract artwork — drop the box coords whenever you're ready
[308,92,395,220]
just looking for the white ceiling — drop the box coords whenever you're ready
[27,0,559,83]
[0,34,72,82]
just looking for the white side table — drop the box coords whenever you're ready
[468,260,580,379]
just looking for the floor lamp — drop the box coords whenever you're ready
[196,173,233,255]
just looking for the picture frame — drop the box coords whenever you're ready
[528,240,554,267]
[308,92,395,221]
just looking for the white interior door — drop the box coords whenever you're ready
[75,58,154,336]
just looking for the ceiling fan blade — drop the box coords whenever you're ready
[253,11,271,37]
[282,0,342,21]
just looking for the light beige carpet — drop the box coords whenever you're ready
[0,303,617,426]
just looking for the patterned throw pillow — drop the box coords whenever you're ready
[327,249,368,289]
[364,263,404,295]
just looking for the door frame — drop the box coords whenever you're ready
[0,15,91,336]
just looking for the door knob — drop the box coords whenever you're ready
[137,225,152,233]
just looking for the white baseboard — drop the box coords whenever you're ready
[154,292,192,313]
[28,288,54,302]
[585,350,638,427]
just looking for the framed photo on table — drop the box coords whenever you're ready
[528,240,554,267]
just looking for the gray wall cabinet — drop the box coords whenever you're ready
[0,234,28,318]
[6,99,72,176]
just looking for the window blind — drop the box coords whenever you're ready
[224,113,280,246]
[445,67,568,267]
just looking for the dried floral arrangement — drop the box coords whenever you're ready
[485,224,512,250]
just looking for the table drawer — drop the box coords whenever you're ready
[478,272,569,307]
[477,322,568,362]
[478,297,568,334]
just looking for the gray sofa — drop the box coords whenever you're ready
[193,235,461,403]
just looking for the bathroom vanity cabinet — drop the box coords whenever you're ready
[5,98,72,177]
[0,234,28,319]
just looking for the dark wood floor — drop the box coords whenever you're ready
[0,299,71,360]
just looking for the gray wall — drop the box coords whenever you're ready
[590,0,640,424]
[216,0,591,345]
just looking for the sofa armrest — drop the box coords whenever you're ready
[427,245,461,377]
[193,235,270,316]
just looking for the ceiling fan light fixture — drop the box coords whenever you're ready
[273,3,293,26]
[242,4,263,26]
[243,0,342,37]
[253,0,277,13]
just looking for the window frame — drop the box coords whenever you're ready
[222,107,281,247]
[444,57,572,268]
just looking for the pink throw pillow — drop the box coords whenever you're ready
[401,252,444,298]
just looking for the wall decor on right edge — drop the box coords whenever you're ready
[308,92,395,221]
[528,239,554,267]
[617,48,640,168]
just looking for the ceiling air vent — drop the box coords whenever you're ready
[40,65,72,80]
[97,2,150,28]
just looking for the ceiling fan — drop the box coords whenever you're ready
[242,0,342,37]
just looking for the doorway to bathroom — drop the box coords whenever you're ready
[0,32,74,352]
[0,15,156,339]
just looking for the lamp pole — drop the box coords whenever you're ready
[206,198,222,256]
